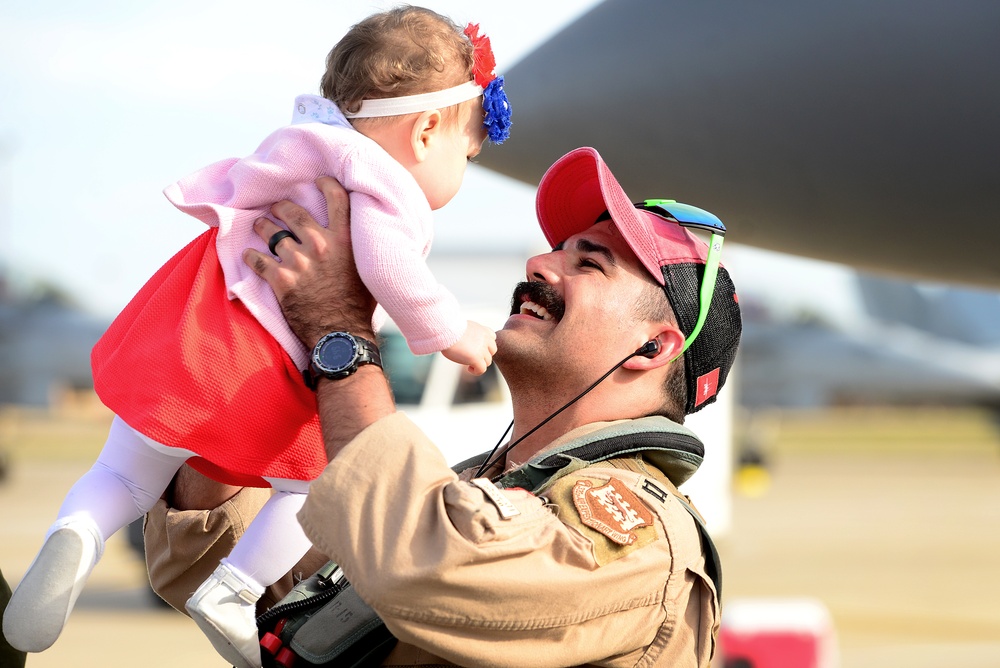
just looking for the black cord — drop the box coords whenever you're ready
[474,349,644,478]
[474,420,514,479]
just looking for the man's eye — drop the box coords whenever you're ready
[579,258,602,271]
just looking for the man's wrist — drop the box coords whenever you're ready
[315,363,395,460]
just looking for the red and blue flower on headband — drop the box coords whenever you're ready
[465,23,512,144]
[342,22,511,144]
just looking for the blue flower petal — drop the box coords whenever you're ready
[483,77,511,144]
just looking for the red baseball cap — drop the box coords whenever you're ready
[534,147,742,414]
[536,147,709,283]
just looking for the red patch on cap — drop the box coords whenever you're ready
[694,368,720,407]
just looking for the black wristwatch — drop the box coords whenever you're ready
[305,332,382,389]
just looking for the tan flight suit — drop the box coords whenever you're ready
[146,413,719,667]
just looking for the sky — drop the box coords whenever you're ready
[0,0,862,324]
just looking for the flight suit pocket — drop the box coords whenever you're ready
[687,565,720,665]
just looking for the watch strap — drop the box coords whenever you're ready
[353,336,382,369]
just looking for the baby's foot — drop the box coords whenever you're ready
[186,561,264,668]
[2,519,103,652]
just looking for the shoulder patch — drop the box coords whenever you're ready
[547,473,660,565]
[572,476,655,545]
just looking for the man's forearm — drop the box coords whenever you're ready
[313,364,395,461]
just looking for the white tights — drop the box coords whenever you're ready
[56,415,313,589]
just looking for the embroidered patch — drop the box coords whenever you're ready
[571,476,654,546]
[471,478,521,519]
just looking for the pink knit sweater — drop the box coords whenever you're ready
[163,95,466,369]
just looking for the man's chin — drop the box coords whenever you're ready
[493,327,523,365]
[495,322,549,364]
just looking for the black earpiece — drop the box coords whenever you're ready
[636,340,660,358]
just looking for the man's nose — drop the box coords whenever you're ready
[525,252,561,284]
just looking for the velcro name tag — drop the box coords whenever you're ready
[471,478,521,519]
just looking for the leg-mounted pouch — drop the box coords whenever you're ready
[257,561,397,667]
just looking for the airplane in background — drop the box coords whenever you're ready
[471,0,1000,539]
[476,0,1000,290]
[0,279,106,407]
[3,0,996,413]
[471,0,1000,410]
[738,272,1000,410]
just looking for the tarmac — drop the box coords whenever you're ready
[1,405,999,667]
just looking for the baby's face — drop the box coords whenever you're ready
[412,99,487,210]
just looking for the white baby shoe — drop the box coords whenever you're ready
[2,518,104,652]
[185,560,264,668]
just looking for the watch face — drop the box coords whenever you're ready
[316,333,358,374]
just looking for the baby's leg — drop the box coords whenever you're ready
[226,480,312,588]
[60,416,193,538]
[2,416,190,653]
[185,480,312,668]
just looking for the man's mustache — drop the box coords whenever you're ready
[509,281,565,321]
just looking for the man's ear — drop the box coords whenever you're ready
[410,109,442,162]
[622,326,685,371]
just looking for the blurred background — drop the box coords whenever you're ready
[1,1,999,666]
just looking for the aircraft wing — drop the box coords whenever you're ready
[476,0,1000,288]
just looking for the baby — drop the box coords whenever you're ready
[3,7,510,668]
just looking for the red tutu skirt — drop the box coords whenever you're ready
[91,228,326,487]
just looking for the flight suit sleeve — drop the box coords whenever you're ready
[297,413,713,668]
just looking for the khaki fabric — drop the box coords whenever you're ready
[144,412,718,666]
[298,413,717,667]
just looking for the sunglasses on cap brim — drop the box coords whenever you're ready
[598,199,726,363]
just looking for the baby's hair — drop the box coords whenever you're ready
[321,5,476,121]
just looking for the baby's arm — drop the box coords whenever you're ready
[339,156,478,361]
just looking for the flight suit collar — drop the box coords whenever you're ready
[488,416,705,493]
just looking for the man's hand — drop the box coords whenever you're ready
[242,177,376,348]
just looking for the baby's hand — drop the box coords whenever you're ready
[442,321,497,376]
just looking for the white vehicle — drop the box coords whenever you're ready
[379,317,513,467]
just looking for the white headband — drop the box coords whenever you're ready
[343,81,483,119]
